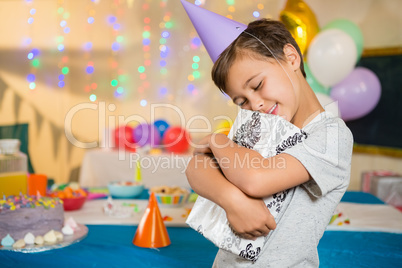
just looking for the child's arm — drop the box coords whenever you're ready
[186,154,276,240]
[194,133,311,198]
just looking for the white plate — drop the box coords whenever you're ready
[0,224,88,253]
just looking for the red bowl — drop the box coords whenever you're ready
[61,196,86,211]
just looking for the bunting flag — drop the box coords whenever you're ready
[33,108,44,136]
[0,74,89,180]
[49,122,63,159]
[66,139,75,162]
[0,77,7,105]
[13,93,22,122]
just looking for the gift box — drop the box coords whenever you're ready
[370,175,402,208]
[360,170,399,193]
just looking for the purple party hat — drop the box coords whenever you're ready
[181,0,247,63]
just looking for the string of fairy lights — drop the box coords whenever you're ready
[23,0,267,107]
[107,1,123,102]
[84,0,97,101]
[135,1,152,106]
[158,0,172,99]
[185,1,205,97]
[56,0,70,90]
[26,0,38,91]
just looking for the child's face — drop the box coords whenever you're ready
[225,52,299,123]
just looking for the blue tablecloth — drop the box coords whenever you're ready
[340,191,384,204]
[1,192,401,268]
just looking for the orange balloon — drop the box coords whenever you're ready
[279,0,319,56]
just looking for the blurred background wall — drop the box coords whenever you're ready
[0,0,401,187]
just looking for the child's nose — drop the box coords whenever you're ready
[251,98,264,111]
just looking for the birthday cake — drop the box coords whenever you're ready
[0,195,64,242]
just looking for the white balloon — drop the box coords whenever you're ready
[315,93,341,117]
[307,29,357,87]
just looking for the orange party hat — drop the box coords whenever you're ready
[133,192,171,248]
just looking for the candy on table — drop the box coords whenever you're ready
[43,230,57,243]
[122,202,140,213]
[64,216,78,230]
[62,225,74,235]
[103,197,136,218]
[54,231,64,241]
[329,210,351,226]
[163,215,173,221]
[13,239,25,249]
[1,234,15,247]
[24,232,35,245]
[34,235,44,245]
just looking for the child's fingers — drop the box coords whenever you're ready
[265,215,277,230]
[242,233,257,240]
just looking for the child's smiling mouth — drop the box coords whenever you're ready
[266,103,278,115]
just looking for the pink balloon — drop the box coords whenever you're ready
[330,67,381,121]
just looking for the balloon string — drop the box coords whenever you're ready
[243,31,296,93]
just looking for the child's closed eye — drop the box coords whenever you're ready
[238,99,247,107]
[253,81,262,91]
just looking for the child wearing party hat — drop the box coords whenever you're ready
[182,1,353,267]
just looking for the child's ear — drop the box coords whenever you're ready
[283,44,300,72]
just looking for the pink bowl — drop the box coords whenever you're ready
[61,196,86,211]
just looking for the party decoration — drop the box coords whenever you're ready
[133,192,171,248]
[279,0,319,56]
[304,62,329,95]
[330,67,381,121]
[307,29,357,87]
[135,161,142,183]
[133,123,161,147]
[163,126,191,154]
[114,125,136,152]
[322,19,364,62]
[315,93,340,117]
[181,0,247,63]
[153,119,170,139]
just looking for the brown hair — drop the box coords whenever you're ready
[212,18,306,93]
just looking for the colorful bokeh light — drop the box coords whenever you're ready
[29,82,36,90]
[61,66,69,74]
[86,66,94,74]
[138,66,145,73]
[111,79,118,86]
[160,87,168,95]
[111,42,120,51]
[27,74,35,82]
[89,94,97,102]
[58,81,65,88]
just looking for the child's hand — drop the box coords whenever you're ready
[193,134,213,155]
[224,192,276,240]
